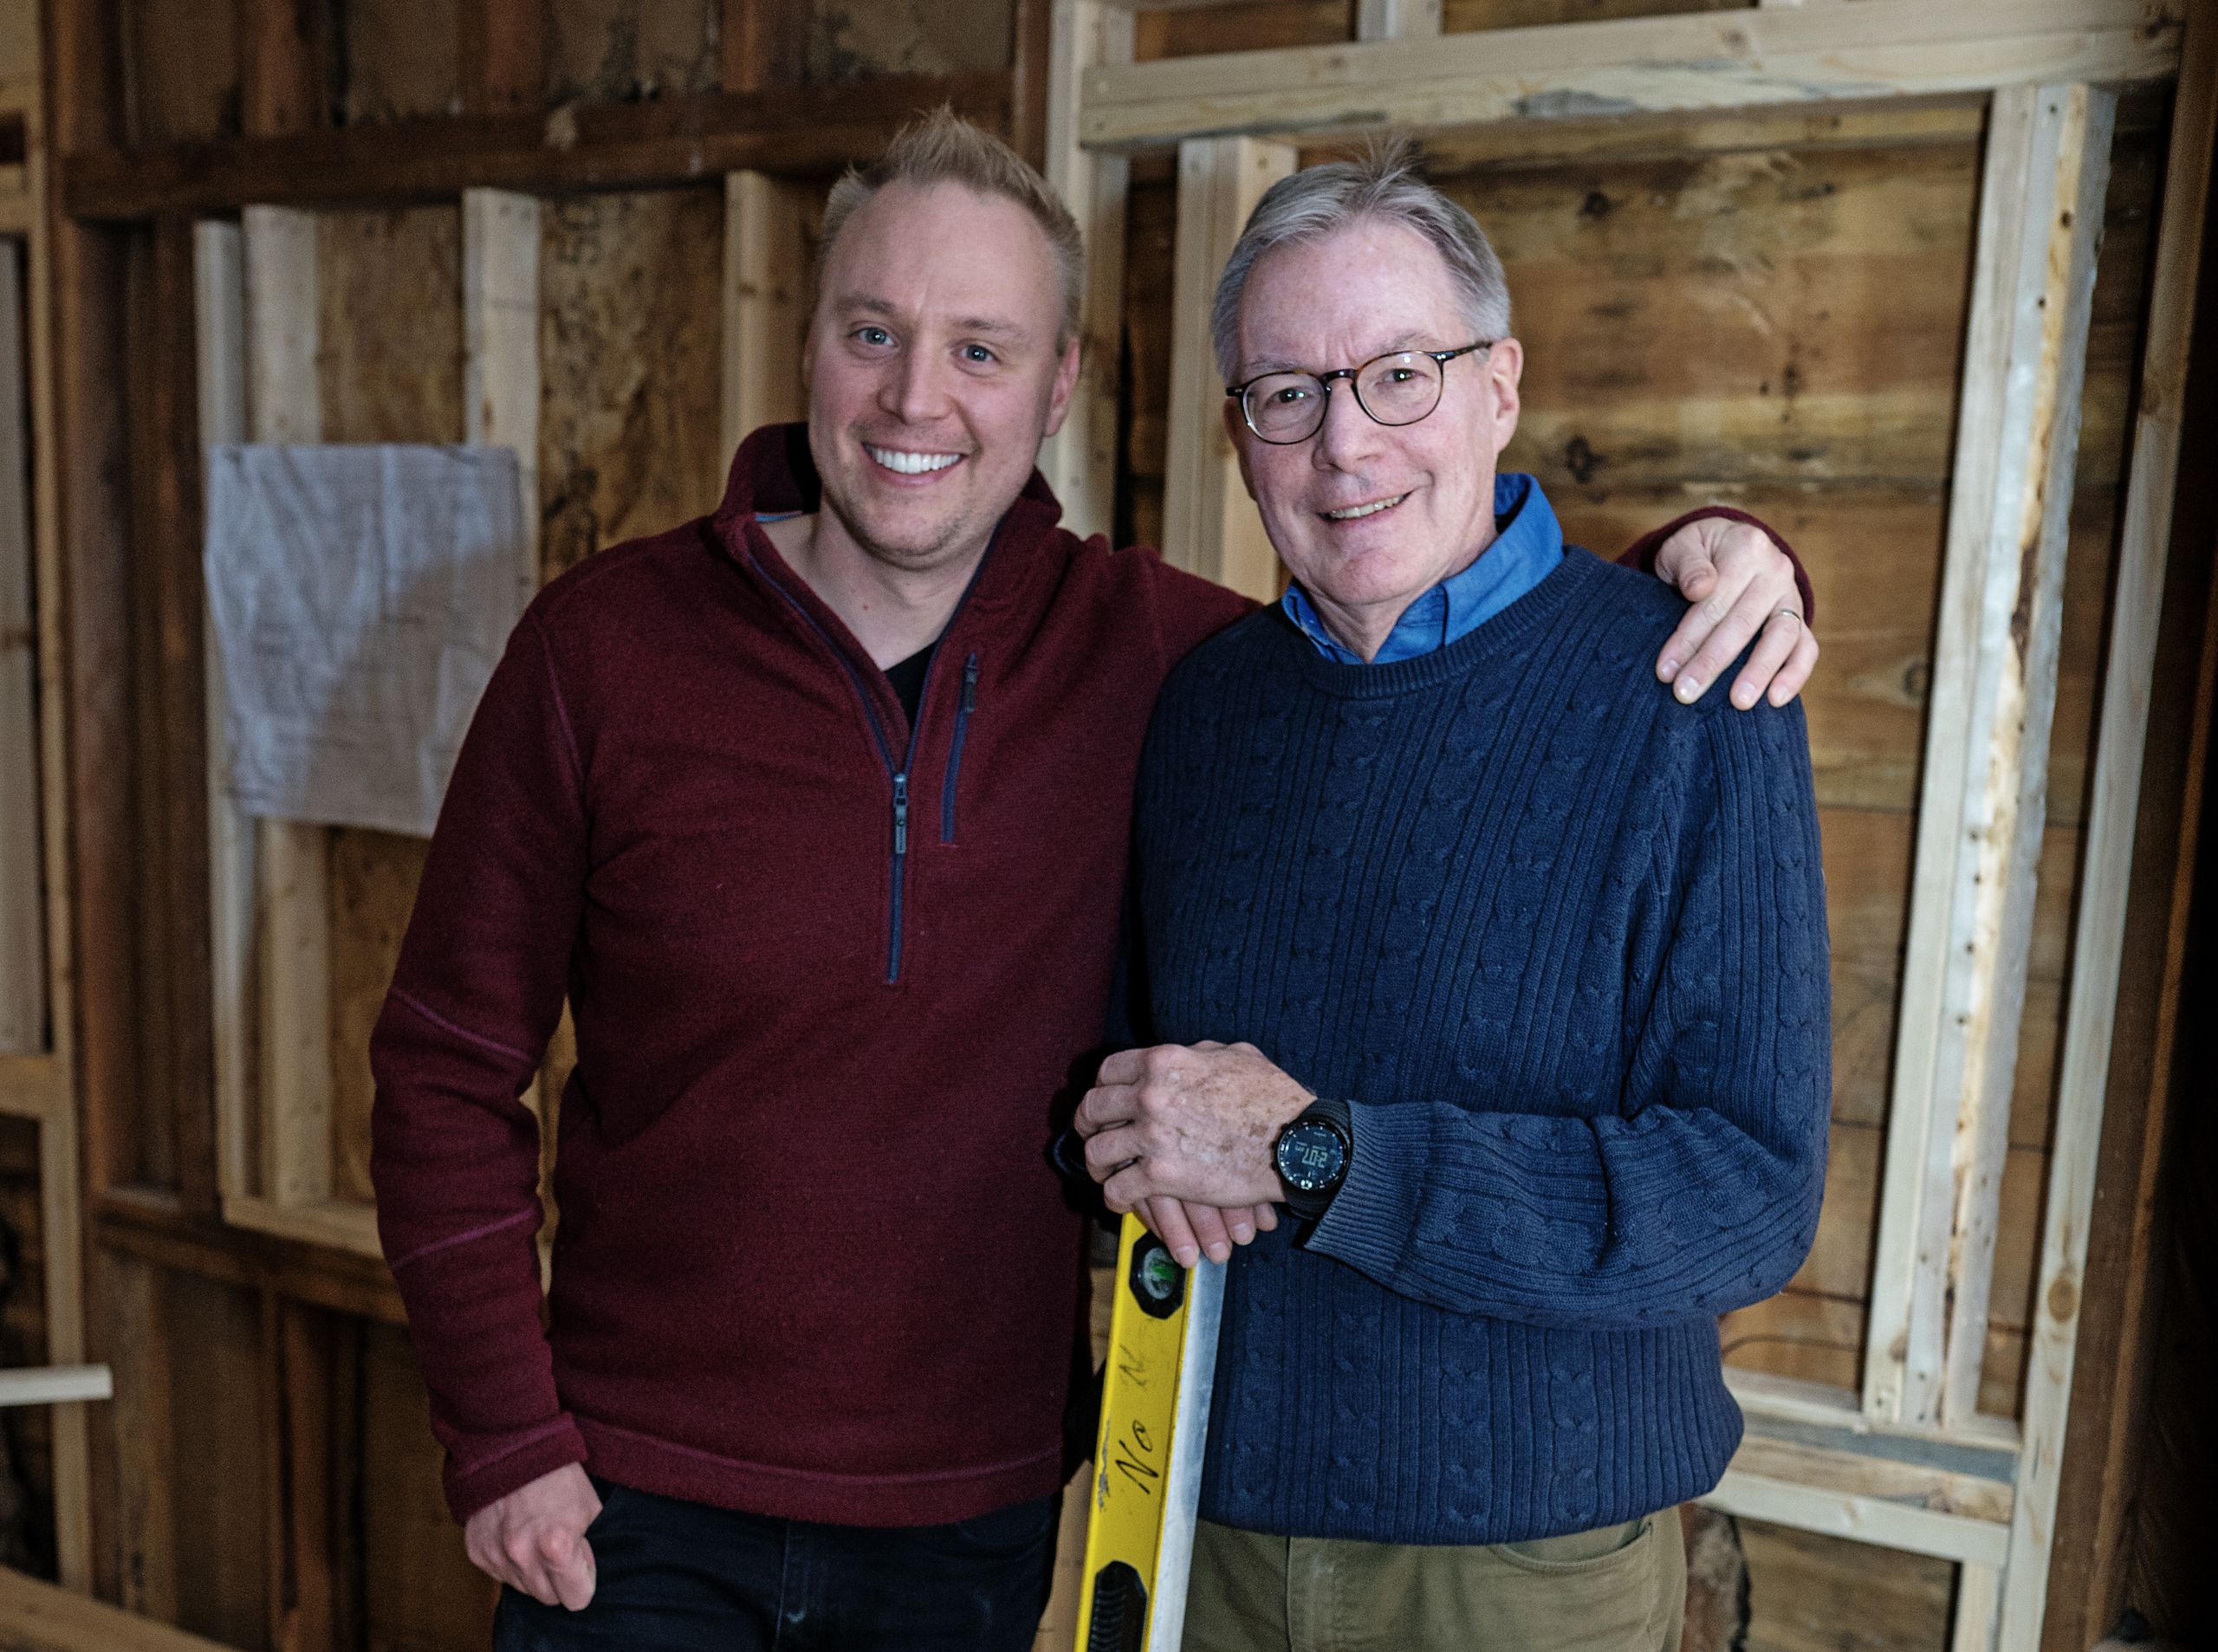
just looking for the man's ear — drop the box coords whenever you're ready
[1041,337,1083,439]
[1485,336,1524,455]
[1222,397,1259,502]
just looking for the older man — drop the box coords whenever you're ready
[373,114,1816,1652]
[1076,151,1832,1651]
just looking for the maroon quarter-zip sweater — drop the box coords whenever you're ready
[370,424,1806,1527]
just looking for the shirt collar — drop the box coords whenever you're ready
[1281,473,1566,665]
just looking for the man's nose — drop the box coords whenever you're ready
[880,346,950,425]
[1312,379,1383,471]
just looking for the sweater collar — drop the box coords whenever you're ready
[708,422,1068,617]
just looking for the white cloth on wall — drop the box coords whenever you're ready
[204,443,531,839]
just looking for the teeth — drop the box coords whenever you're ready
[1325,494,1407,522]
[866,445,963,476]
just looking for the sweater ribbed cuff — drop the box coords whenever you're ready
[443,1416,591,1525]
[1305,1100,1430,1281]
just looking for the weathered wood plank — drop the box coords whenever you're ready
[1080,0,2181,151]
[1997,4,2218,1643]
[0,243,42,1056]
[1862,81,2115,1430]
[1041,0,1136,541]
[721,170,807,458]
[1162,133,1291,597]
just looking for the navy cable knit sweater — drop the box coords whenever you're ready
[1129,547,1831,1545]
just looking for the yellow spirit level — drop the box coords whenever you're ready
[1073,1213,1227,1652]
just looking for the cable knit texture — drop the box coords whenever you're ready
[1131,547,1831,1545]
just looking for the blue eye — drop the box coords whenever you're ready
[854,326,893,348]
[963,343,996,365]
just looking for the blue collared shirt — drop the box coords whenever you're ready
[1281,472,1564,664]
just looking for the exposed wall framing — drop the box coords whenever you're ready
[1047,0,2208,1646]
[0,37,97,1601]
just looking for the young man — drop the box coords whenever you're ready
[1078,150,1830,1652]
[370,114,1818,1651]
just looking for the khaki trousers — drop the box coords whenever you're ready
[1182,1506,1684,1652]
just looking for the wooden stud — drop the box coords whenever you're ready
[1950,1560,2002,1652]
[720,0,807,95]
[1996,5,2218,1644]
[0,1562,237,1650]
[1161,135,1292,599]
[721,172,807,461]
[1862,81,2116,1430]
[1040,0,1135,545]
[1074,0,2180,151]
[464,187,542,610]
[237,0,321,140]
[459,0,542,117]
[0,237,42,1056]
[1701,1469,2010,1566]
[196,218,257,1221]
[240,205,333,1215]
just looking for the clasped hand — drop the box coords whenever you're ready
[1074,1040,1314,1268]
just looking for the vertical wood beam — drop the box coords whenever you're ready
[266,1295,334,1652]
[149,213,220,1221]
[1862,81,2114,1429]
[240,204,332,1213]
[1999,7,2218,1644]
[1039,0,1133,545]
[1950,1560,2002,1652]
[238,0,320,139]
[1010,0,1055,171]
[0,239,43,1055]
[196,218,258,1221]
[721,171,807,462]
[1162,135,1294,599]
[719,0,807,94]
[1356,0,1442,42]
[459,0,543,116]
[464,188,541,607]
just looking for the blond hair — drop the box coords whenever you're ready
[821,108,1086,350]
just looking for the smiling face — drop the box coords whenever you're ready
[1227,217,1523,657]
[804,179,1080,576]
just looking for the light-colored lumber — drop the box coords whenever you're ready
[1996,7,2218,1646]
[222,1194,385,1259]
[464,188,542,609]
[0,239,41,1057]
[1951,1560,2001,1652]
[1040,0,1135,543]
[1727,1434,2013,1526]
[1076,0,2182,150]
[1862,81,2115,1431]
[1729,1369,2020,1454]
[1701,1468,2009,1566]
[1162,135,1294,599]
[0,1053,63,1118]
[241,205,334,1211]
[721,171,807,460]
[1356,0,1440,42]
[0,1365,111,1408]
[0,1564,236,1652]
[194,219,257,1216]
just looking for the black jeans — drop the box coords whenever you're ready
[490,1476,1060,1651]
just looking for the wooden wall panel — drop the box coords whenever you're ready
[311,205,464,1216]
[540,189,727,579]
[546,0,721,105]
[123,0,240,146]
[1443,0,1736,33]
[1135,2,1351,62]
[156,1267,269,1649]
[340,0,462,126]
[360,1321,496,1650]
[807,0,1013,80]
[1738,1518,1953,1652]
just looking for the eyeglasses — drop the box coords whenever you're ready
[1226,342,1495,445]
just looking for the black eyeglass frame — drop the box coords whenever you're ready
[1225,341,1496,444]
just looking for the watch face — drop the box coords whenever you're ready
[1277,1121,1347,1193]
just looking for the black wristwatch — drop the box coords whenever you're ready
[1274,1098,1353,1220]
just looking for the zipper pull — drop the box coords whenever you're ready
[961,653,980,710]
[892,772,910,855]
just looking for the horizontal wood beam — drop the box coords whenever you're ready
[94,1189,407,1325]
[63,71,1010,221]
[1702,1468,2011,1565]
[1075,0,2181,150]
[0,1563,234,1652]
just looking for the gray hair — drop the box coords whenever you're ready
[1210,141,1511,381]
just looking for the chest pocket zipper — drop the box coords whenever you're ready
[941,652,980,844]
